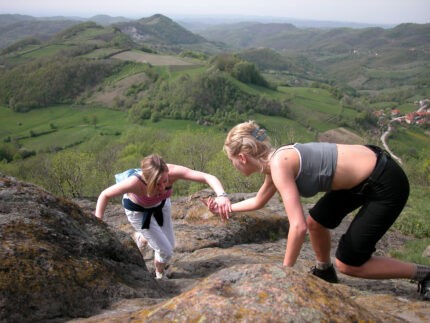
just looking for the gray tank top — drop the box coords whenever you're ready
[275,142,338,197]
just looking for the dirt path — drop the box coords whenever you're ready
[380,98,429,165]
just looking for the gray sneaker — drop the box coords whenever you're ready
[418,273,430,300]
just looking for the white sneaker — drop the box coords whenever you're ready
[155,271,167,280]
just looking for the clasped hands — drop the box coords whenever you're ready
[201,196,231,221]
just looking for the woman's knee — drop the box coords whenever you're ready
[307,215,323,232]
[156,246,174,263]
[335,258,362,277]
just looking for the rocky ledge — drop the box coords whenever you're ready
[1,174,429,322]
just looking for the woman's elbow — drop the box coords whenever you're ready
[98,190,113,203]
[98,190,107,200]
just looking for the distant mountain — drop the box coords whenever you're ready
[175,14,394,32]
[197,22,430,52]
[115,14,207,45]
[0,14,80,48]
[88,15,132,26]
[1,12,428,96]
[237,48,319,77]
[0,14,37,28]
[0,14,132,49]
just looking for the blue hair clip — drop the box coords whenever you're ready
[251,128,267,141]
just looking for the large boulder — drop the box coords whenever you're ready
[111,264,382,322]
[0,174,163,322]
[1,175,429,322]
[171,191,289,252]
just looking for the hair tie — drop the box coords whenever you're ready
[251,128,267,141]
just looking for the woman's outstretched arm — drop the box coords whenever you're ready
[167,164,232,218]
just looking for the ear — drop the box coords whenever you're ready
[238,153,247,164]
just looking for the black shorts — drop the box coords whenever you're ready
[309,146,409,267]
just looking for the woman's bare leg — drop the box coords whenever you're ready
[336,256,415,279]
[154,260,166,277]
[307,215,332,263]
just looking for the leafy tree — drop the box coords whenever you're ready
[0,144,17,163]
[354,110,379,129]
[165,129,222,170]
[210,53,239,72]
[13,148,35,160]
[255,97,289,117]
[207,151,263,194]
[40,151,93,197]
[131,70,254,125]
[151,111,161,122]
[231,61,269,87]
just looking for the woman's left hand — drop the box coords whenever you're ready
[214,196,231,220]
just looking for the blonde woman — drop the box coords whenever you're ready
[96,154,231,280]
[205,120,429,300]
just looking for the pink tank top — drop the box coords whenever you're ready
[128,174,173,207]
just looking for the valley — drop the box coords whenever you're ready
[0,11,429,263]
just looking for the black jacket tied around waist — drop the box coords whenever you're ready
[123,198,166,229]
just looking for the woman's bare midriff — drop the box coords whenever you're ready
[331,144,377,190]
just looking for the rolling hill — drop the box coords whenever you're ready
[197,21,430,52]
[116,14,206,45]
[0,14,428,135]
[0,14,80,49]
[0,13,429,208]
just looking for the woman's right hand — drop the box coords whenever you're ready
[201,197,229,221]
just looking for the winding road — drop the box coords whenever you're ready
[380,99,429,165]
[381,118,403,164]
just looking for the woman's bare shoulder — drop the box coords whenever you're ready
[270,147,300,178]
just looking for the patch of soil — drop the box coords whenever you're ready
[318,127,365,144]
[89,72,148,107]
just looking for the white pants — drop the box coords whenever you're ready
[124,198,175,263]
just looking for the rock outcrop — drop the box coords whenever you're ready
[1,174,429,322]
[0,174,162,322]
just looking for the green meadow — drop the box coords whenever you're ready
[0,105,128,151]
[20,44,71,58]
[0,104,226,153]
[1,83,429,266]
[278,86,358,132]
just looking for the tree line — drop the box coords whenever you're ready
[3,128,263,199]
[3,126,428,201]
[0,56,122,112]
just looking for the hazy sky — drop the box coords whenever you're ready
[1,0,429,25]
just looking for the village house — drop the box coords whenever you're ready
[405,111,430,125]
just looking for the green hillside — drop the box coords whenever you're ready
[0,13,429,274]
[199,22,430,52]
[199,22,430,97]
[0,15,80,49]
[0,14,428,200]
[118,14,206,44]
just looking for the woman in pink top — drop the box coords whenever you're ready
[95,154,231,280]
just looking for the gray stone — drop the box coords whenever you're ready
[1,174,429,322]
